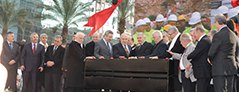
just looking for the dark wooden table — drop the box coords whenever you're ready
[84,59,169,92]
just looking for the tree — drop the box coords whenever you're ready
[117,0,134,34]
[0,0,28,38]
[42,0,93,43]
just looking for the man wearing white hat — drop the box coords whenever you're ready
[227,8,239,36]
[188,12,209,33]
[217,5,229,17]
[167,14,178,26]
[133,19,154,44]
[154,14,165,31]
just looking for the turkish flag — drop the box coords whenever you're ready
[84,0,122,36]
[232,0,239,7]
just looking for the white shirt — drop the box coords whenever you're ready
[39,41,48,51]
[32,43,38,49]
[198,34,206,42]
[179,43,191,70]
[168,33,181,50]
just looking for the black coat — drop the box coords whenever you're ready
[44,45,65,73]
[146,40,168,58]
[62,41,86,87]
[135,42,153,57]
[113,43,131,59]
[208,27,239,76]
[85,41,95,56]
[1,41,20,70]
[187,35,212,78]
[21,43,45,71]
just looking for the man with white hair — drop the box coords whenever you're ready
[146,31,168,59]
[63,32,86,92]
[133,32,153,58]
[85,32,100,57]
[39,33,49,51]
[113,33,131,59]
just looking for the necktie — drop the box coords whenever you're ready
[9,43,13,50]
[124,45,129,56]
[33,44,36,54]
[53,46,57,55]
[107,42,112,55]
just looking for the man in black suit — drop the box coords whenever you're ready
[1,32,20,92]
[63,32,86,92]
[208,14,238,92]
[21,32,45,92]
[113,33,131,59]
[85,32,100,57]
[132,32,153,58]
[187,25,212,92]
[166,26,185,92]
[146,31,168,59]
[94,30,114,59]
[44,35,65,92]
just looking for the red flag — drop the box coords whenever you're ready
[84,0,122,36]
[232,0,239,7]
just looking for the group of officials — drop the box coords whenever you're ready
[1,8,239,92]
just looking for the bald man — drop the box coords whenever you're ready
[113,33,132,59]
[63,32,86,92]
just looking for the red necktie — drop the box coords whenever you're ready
[33,44,36,54]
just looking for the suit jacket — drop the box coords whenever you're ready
[166,35,185,58]
[172,43,197,82]
[94,39,113,59]
[146,40,168,58]
[187,35,212,78]
[1,41,20,70]
[135,42,153,57]
[208,27,238,76]
[62,41,86,87]
[44,45,65,73]
[85,41,95,56]
[113,43,132,59]
[21,43,45,72]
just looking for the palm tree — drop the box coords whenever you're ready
[42,0,93,43]
[117,0,134,34]
[0,0,28,38]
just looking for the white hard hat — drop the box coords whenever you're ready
[143,17,151,24]
[217,5,229,14]
[135,19,147,27]
[228,8,239,19]
[167,14,177,21]
[155,14,165,22]
[189,12,201,25]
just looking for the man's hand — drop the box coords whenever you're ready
[119,56,126,59]
[20,65,25,71]
[138,56,145,59]
[167,50,174,55]
[38,67,43,72]
[85,56,96,60]
[128,57,137,59]
[8,60,16,65]
[47,61,55,67]
[185,64,191,71]
[99,56,105,59]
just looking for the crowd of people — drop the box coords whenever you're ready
[0,5,239,92]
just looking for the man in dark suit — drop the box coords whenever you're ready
[63,32,86,92]
[131,32,153,58]
[85,32,100,57]
[187,25,212,92]
[94,30,114,59]
[113,33,131,59]
[1,32,20,92]
[21,32,45,92]
[166,26,185,92]
[146,31,168,59]
[208,14,238,92]
[44,35,65,92]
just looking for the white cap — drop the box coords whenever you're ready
[228,8,239,19]
[189,12,201,25]
[155,14,165,22]
[217,5,229,14]
[143,17,151,24]
[135,19,147,27]
[167,14,177,21]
